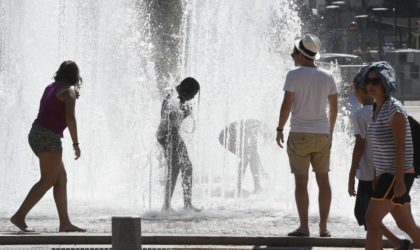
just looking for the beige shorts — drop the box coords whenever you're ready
[287,132,331,174]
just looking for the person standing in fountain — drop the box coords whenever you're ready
[276,34,337,237]
[11,61,85,232]
[157,77,200,211]
[348,66,412,250]
[218,119,268,195]
[361,61,420,249]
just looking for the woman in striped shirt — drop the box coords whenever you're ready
[362,61,420,249]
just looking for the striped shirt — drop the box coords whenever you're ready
[367,97,414,176]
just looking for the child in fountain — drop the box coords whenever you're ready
[348,66,412,250]
[156,77,200,211]
[218,119,269,195]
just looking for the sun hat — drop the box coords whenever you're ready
[294,34,321,60]
[359,61,398,96]
[353,65,370,86]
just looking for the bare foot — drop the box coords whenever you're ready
[161,205,175,212]
[59,224,86,232]
[10,215,34,232]
[184,205,201,212]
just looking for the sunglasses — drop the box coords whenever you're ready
[365,77,382,86]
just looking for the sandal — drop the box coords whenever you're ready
[287,230,310,237]
[320,230,331,237]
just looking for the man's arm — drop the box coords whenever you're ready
[328,93,338,134]
[276,90,294,148]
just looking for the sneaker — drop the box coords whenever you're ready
[398,239,413,250]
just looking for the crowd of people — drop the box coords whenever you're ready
[9,34,420,249]
[275,34,419,249]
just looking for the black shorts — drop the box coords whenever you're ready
[371,173,416,206]
[354,180,373,227]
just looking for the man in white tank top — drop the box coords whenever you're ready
[276,34,338,237]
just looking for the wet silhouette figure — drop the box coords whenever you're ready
[156,77,200,211]
[218,119,267,196]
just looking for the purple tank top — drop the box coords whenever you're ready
[34,82,68,136]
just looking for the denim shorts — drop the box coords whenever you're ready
[28,123,62,156]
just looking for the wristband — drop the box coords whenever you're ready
[73,143,79,147]
[276,127,283,132]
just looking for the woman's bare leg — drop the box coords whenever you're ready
[54,161,85,232]
[10,152,61,231]
[365,199,393,250]
[391,204,420,248]
[381,224,401,249]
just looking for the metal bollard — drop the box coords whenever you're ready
[112,216,142,250]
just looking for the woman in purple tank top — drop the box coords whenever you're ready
[10,61,85,232]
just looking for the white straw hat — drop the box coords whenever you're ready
[294,34,321,60]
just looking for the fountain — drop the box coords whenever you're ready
[0,0,418,237]
[0,0,159,216]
